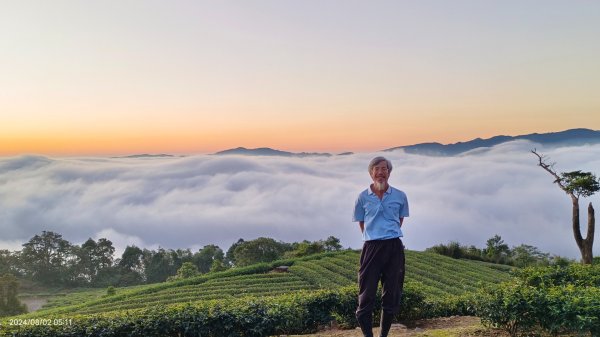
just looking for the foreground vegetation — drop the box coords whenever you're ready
[4,247,598,336]
[1,250,512,336]
[0,282,485,337]
[20,250,510,316]
[477,263,600,336]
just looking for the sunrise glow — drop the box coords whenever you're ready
[2,1,600,156]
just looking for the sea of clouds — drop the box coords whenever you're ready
[1,141,600,259]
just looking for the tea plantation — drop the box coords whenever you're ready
[1,250,514,336]
[18,250,510,316]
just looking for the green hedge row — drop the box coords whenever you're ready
[29,250,511,318]
[2,291,334,337]
[512,263,600,288]
[331,281,476,329]
[476,264,600,337]
[28,251,358,319]
[2,281,473,337]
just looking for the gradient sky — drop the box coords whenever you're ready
[2,1,600,156]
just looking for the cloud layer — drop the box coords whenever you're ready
[1,141,599,259]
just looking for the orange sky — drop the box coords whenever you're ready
[2,2,600,156]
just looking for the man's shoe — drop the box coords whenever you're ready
[379,312,394,337]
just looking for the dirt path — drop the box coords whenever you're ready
[286,316,508,337]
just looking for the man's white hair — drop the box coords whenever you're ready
[368,156,393,173]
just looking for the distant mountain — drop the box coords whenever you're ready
[113,154,176,159]
[214,147,332,157]
[386,128,600,156]
[213,129,600,158]
[214,147,294,157]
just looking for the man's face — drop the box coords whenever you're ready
[370,161,390,189]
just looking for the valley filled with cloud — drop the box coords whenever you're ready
[1,141,599,259]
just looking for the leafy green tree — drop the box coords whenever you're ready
[118,246,144,272]
[446,241,463,259]
[76,238,116,285]
[143,248,195,283]
[533,150,599,264]
[209,259,227,273]
[285,240,324,258]
[175,262,199,279]
[95,238,115,268]
[426,241,484,260]
[225,239,244,267]
[551,255,576,267]
[172,249,194,266]
[232,237,291,267]
[323,236,342,251]
[143,248,179,283]
[285,236,343,258]
[0,250,16,276]
[427,239,555,267]
[20,231,74,285]
[466,245,484,261]
[193,245,225,274]
[0,274,27,316]
[511,244,550,268]
[485,235,510,264]
[117,245,145,285]
[69,245,91,285]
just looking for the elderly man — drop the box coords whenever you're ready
[352,156,409,337]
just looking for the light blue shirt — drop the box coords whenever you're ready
[353,185,409,241]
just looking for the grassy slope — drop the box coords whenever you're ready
[17,250,512,318]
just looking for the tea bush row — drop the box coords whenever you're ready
[476,264,600,337]
[24,250,510,319]
[3,281,474,337]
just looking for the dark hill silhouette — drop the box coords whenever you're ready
[212,129,600,158]
[214,147,332,157]
[386,128,600,156]
[113,154,176,158]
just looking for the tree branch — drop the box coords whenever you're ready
[531,149,572,197]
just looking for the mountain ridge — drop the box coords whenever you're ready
[212,128,600,157]
[214,147,334,157]
[386,128,600,156]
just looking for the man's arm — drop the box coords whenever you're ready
[400,217,404,227]
[359,221,365,233]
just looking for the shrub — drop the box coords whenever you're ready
[329,281,469,328]
[106,286,116,296]
[476,264,600,337]
[476,281,540,336]
[538,285,600,336]
[512,263,600,288]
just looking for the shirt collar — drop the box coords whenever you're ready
[367,185,392,195]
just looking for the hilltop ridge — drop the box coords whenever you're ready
[386,128,600,156]
[212,128,600,157]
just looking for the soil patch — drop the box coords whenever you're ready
[285,316,509,337]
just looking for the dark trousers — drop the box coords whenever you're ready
[356,238,405,322]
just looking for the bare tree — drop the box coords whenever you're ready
[532,150,599,264]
